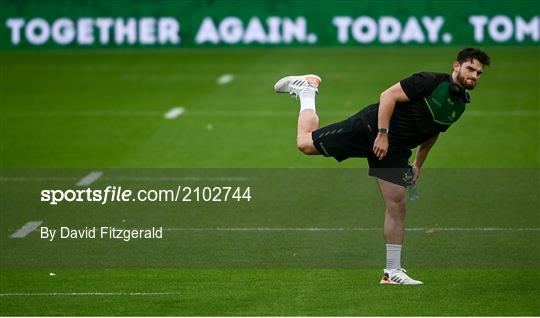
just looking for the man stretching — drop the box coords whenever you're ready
[273,48,490,284]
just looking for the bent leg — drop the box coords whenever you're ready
[376,178,407,244]
[297,109,320,155]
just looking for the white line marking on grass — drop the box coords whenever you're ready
[217,73,234,85]
[164,107,185,119]
[0,292,180,297]
[76,171,102,186]
[164,227,540,232]
[10,221,43,238]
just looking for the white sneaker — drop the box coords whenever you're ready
[380,268,423,285]
[273,74,321,97]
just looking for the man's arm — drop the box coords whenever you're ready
[373,83,410,160]
[411,134,439,182]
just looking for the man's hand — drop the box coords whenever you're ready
[411,164,420,183]
[373,133,389,160]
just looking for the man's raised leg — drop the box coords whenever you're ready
[274,74,321,155]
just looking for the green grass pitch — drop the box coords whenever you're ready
[1,47,539,315]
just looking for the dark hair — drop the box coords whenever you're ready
[457,48,491,66]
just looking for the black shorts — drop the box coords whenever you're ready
[312,109,414,187]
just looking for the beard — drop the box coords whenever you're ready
[457,68,476,90]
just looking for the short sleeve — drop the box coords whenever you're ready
[399,72,441,100]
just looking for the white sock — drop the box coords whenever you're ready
[386,244,402,270]
[299,86,316,112]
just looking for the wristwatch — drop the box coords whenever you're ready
[378,128,389,134]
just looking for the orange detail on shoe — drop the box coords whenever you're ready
[306,77,321,86]
[379,274,395,285]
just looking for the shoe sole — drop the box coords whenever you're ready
[380,279,397,285]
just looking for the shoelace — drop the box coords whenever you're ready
[289,81,317,99]
[390,269,410,283]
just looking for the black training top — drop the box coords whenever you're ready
[361,72,463,150]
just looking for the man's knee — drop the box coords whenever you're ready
[387,197,407,215]
[296,135,318,155]
[297,140,318,155]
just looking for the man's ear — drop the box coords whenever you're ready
[453,61,460,73]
